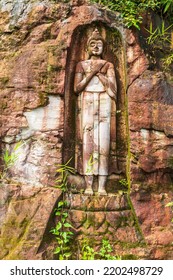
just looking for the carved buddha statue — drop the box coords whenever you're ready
[74,28,117,195]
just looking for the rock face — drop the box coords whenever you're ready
[0,0,173,259]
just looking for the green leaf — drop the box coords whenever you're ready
[56,222,62,230]
[55,178,63,183]
[64,222,73,228]
[166,202,173,207]
[56,237,63,244]
[64,252,71,259]
[58,201,65,207]
[66,231,74,235]
[62,212,68,218]
[54,247,61,254]
[163,0,172,13]
[13,141,22,151]
[55,211,61,216]
[64,157,73,166]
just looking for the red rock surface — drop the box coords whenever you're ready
[0,1,172,260]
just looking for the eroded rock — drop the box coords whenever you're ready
[0,0,172,260]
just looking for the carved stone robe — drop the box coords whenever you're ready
[74,59,117,175]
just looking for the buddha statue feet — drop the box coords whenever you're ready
[84,187,94,195]
[97,187,107,196]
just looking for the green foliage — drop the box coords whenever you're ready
[146,21,172,46]
[166,201,173,222]
[161,0,173,14]
[119,178,128,187]
[0,142,23,183]
[55,157,75,191]
[50,215,74,259]
[91,0,173,29]
[81,238,121,260]
[50,158,75,260]
[81,239,96,260]
[166,201,173,207]
[162,53,173,71]
[145,20,172,72]
[86,154,97,174]
[99,238,121,260]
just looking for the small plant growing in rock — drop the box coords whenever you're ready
[50,158,75,260]
[86,154,97,175]
[99,238,121,260]
[81,239,96,260]
[162,53,173,72]
[80,238,121,260]
[0,141,22,184]
[119,178,128,188]
[51,200,74,259]
[166,201,173,222]
[145,22,172,47]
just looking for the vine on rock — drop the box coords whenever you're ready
[50,158,75,260]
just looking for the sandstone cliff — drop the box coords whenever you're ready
[0,0,172,259]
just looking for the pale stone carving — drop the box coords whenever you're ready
[74,28,117,195]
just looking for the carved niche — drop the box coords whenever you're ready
[64,24,127,195]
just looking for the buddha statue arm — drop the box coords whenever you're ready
[96,64,117,100]
[74,72,95,94]
[74,62,106,94]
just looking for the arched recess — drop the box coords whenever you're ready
[63,22,127,192]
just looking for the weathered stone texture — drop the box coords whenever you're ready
[127,32,173,259]
[0,1,173,260]
[128,70,173,184]
[0,0,70,260]
[0,183,61,259]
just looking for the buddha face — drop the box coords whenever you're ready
[88,39,103,56]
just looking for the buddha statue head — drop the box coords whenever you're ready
[87,28,105,58]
